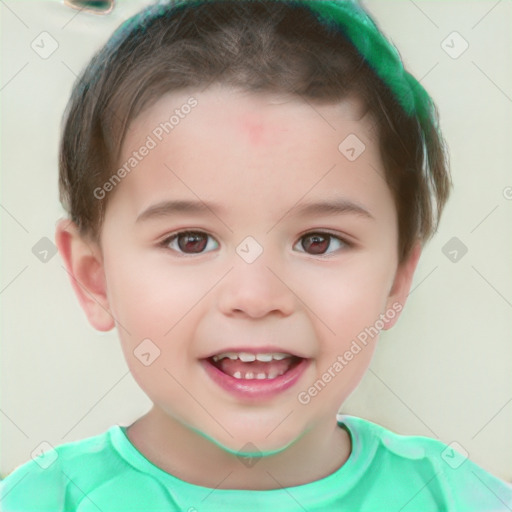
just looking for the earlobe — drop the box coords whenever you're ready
[55,218,115,332]
[382,241,422,330]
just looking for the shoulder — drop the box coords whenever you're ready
[339,414,512,511]
[1,426,121,512]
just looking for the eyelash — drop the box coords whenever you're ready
[158,230,353,257]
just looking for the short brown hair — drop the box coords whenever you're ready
[58,0,451,265]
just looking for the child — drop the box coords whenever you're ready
[2,0,511,510]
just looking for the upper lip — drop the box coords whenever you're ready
[202,346,307,359]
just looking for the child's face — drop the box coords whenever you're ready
[62,84,419,454]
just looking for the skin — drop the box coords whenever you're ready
[55,83,421,490]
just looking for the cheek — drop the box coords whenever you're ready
[103,256,216,387]
[299,260,392,333]
[103,253,207,333]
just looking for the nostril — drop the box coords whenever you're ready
[63,0,115,14]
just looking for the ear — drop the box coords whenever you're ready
[382,240,422,330]
[55,218,115,332]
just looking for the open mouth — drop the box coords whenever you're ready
[206,351,304,380]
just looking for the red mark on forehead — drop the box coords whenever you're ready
[238,113,268,146]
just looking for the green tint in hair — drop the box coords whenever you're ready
[111,0,432,123]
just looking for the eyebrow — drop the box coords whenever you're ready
[135,198,374,223]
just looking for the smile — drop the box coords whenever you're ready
[212,351,300,379]
[202,351,310,399]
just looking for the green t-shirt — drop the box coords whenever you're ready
[1,414,511,511]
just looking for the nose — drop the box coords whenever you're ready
[217,251,296,319]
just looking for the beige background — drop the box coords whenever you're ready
[1,0,511,482]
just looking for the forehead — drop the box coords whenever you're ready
[107,84,392,228]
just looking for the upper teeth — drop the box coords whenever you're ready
[212,352,291,362]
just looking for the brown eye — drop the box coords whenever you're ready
[161,231,350,257]
[297,232,349,256]
[163,231,218,255]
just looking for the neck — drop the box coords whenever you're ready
[126,406,352,490]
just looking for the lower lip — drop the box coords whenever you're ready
[201,358,310,400]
